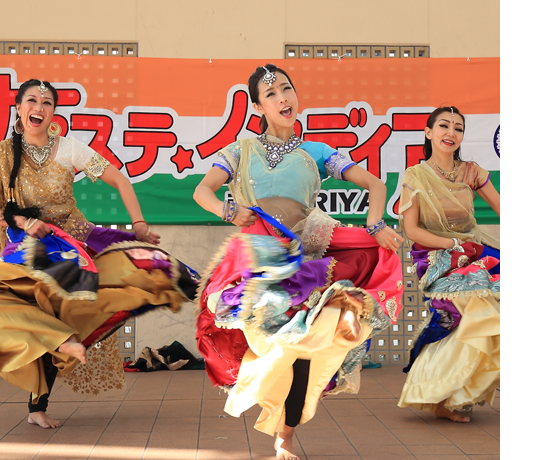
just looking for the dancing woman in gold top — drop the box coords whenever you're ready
[0,80,198,429]
[397,106,500,423]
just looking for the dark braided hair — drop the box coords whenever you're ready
[423,106,466,161]
[248,64,296,133]
[4,79,59,229]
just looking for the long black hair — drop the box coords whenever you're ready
[423,106,466,161]
[248,64,296,133]
[4,79,59,228]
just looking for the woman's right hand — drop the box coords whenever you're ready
[374,226,404,252]
[232,206,258,227]
[21,218,53,239]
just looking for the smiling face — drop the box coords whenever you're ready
[425,111,465,157]
[16,86,55,139]
[253,71,298,139]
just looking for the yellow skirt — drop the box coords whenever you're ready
[224,306,373,435]
[0,251,187,403]
[398,294,500,412]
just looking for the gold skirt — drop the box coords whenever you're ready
[0,251,187,403]
[398,294,500,412]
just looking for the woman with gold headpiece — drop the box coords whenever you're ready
[397,106,500,423]
[194,64,404,460]
[0,79,198,429]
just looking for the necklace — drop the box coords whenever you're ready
[22,136,55,168]
[257,133,303,169]
[432,160,459,182]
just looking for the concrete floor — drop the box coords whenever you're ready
[0,365,499,460]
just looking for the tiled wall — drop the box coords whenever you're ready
[365,226,427,366]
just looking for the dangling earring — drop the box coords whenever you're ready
[47,122,61,137]
[14,118,24,135]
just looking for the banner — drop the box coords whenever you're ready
[0,57,499,225]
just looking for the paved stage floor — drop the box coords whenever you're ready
[0,365,499,460]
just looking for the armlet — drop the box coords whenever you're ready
[83,153,111,183]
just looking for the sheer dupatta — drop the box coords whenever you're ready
[399,162,482,244]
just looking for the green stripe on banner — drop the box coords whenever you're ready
[75,171,500,226]
[473,170,500,225]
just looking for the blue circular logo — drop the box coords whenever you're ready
[493,125,500,158]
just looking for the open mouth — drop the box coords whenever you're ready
[29,114,44,127]
[280,107,292,118]
[442,139,454,147]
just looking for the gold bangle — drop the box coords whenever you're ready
[146,226,151,238]
[24,218,38,232]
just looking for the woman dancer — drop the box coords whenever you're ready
[397,106,500,423]
[194,64,404,460]
[0,79,197,429]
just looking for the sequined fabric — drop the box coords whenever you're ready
[58,334,127,397]
[418,248,500,300]
[83,153,111,183]
[0,138,98,248]
[399,162,493,246]
[324,151,356,180]
[294,207,340,261]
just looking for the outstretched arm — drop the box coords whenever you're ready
[343,165,404,251]
[98,165,160,244]
[193,167,257,227]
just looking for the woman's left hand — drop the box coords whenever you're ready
[374,226,404,252]
[134,222,161,245]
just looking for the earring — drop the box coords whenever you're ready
[14,118,24,134]
[47,122,61,137]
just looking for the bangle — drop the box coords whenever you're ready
[24,218,38,232]
[221,199,239,223]
[365,219,387,236]
[451,238,464,252]
[132,220,146,226]
[146,226,151,237]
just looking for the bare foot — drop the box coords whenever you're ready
[28,411,62,429]
[275,426,299,460]
[436,401,470,423]
[337,308,360,340]
[58,335,86,365]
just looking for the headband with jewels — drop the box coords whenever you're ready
[37,81,48,94]
[261,67,277,86]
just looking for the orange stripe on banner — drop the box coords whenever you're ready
[0,56,499,116]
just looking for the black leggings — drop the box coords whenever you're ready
[28,354,58,413]
[284,359,311,428]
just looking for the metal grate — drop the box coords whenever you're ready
[0,42,138,57]
[285,44,429,59]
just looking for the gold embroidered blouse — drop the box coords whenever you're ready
[0,137,111,251]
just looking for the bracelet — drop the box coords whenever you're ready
[451,238,464,252]
[221,199,239,223]
[365,219,387,236]
[146,226,151,238]
[24,218,38,232]
[132,220,146,226]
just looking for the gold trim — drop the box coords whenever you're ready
[94,239,195,303]
[423,289,500,301]
[29,269,97,301]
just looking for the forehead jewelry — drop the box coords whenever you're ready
[450,107,455,116]
[261,67,277,86]
[38,81,48,96]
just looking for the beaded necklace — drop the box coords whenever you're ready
[257,133,303,169]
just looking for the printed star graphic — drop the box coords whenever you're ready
[171,146,195,173]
